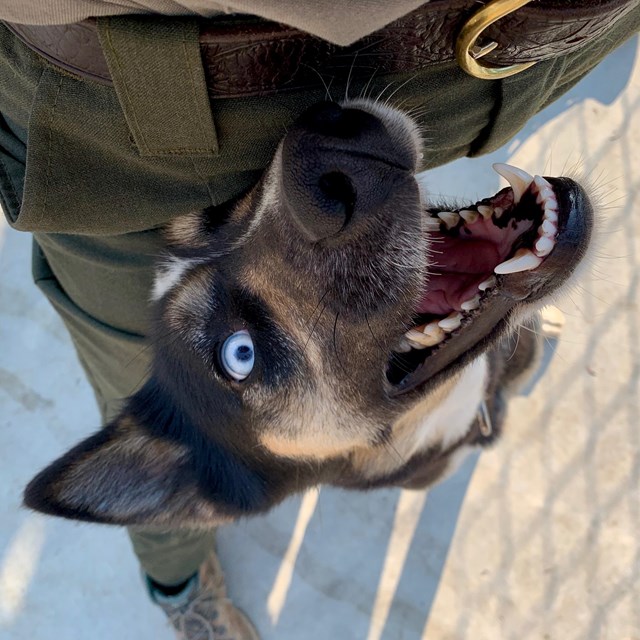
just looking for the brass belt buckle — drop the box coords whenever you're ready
[456,0,535,80]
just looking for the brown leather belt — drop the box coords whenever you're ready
[3,0,639,97]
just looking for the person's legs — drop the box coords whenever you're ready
[1,4,640,634]
[29,228,257,638]
[0,20,230,598]
[31,229,217,588]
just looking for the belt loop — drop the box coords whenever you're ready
[96,16,218,157]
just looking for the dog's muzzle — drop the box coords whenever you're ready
[271,100,595,402]
[278,100,595,401]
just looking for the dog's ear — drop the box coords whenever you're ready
[23,402,260,527]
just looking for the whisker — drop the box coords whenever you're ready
[300,63,334,101]
[375,80,396,103]
[381,437,406,465]
[383,73,419,106]
[358,67,380,101]
[304,300,329,353]
[344,52,359,102]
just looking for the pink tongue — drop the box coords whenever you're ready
[417,238,500,315]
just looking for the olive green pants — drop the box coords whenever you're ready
[1,13,639,586]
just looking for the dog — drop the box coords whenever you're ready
[23,99,594,528]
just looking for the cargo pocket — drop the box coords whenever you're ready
[31,238,150,422]
[0,65,70,232]
[11,65,248,235]
[0,114,27,225]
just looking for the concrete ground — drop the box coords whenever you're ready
[1,39,639,640]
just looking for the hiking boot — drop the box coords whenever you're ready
[147,551,259,640]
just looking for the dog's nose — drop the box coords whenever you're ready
[281,102,416,242]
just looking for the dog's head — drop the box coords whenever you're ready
[24,101,594,527]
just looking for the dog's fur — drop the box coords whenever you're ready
[23,100,594,528]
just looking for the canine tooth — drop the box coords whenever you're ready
[459,209,479,224]
[493,206,504,219]
[461,294,480,311]
[438,312,463,332]
[478,275,496,291]
[438,211,460,229]
[425,217,441,232]
[405,328,443,348]
[534,235,555,257]
[494,248,543,274]
[540,219,557,236]
[477,205,493,219]
[492,163,534,204]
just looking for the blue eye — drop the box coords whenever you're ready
[220,330,255,381]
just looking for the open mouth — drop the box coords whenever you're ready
[387,163,593,396]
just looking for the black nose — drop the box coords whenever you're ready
[281,102,415,242]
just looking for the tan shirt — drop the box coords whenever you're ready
[0,0,429,45]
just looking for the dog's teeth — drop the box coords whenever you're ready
[533,175,552,191]
[544,200,559,222]
[404,331,429,349]
[492,163,534,204]
[422,321,446,341]
[536,189,555,206]
[404,328,443,348]
[478,275,496,291]
[533,176,556,208]
[395,338,414,353]
[438,312,463,332]
[459,209,479,224]
[403,321,448,349]
[493,206,505,219]
[460,294,480,311]
[477,205,493,219]
[494,248,543,274]
[425,216,441,231]
[438,211,460,229]
[534,236,555,257]
[540,219,557,236]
